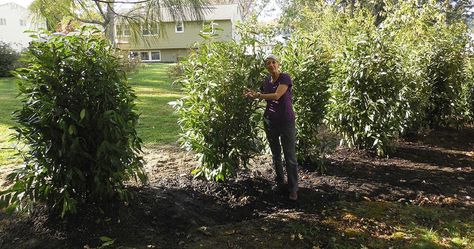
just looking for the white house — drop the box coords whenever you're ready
[0,2,44,50]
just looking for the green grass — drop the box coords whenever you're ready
[331,201,474,249]
[0,77,21,166]
[128,63,183,144]
[0,63,182,166]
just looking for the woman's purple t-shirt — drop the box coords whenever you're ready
[261,73,295,123]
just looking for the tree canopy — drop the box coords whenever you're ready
[29,0,210,45]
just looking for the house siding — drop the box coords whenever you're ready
[118,20,233,50]
[160,48,192,62]
[0,3,45,51]
[117,20,234,62]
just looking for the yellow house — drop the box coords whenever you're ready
[116,4,241,62]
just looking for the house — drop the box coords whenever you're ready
[115,4,241,62]
[0,2,44,51]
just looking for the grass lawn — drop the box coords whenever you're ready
[0,77,21,166]
[128,63,183,145]
[0,63,181,166]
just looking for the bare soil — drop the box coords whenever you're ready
[0,127,473,249]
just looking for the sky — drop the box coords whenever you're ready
[0,0,33,8]
[0,0,281,21]
[258,0,282,22]
[5,0,473,21]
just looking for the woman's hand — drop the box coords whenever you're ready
[244,89,260,99]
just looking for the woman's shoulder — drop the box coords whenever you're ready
[279,73,293,83]
[280,72,292,79]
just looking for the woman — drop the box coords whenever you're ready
[245,54,299,201]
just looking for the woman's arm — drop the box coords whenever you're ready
[246,84,288,100]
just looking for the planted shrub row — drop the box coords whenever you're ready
[178,1,473,179]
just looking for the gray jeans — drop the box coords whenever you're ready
[264,118,298,193]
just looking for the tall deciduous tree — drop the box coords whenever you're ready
[281,0,473,27]
[29,0,73,30]
[29,0,209,46]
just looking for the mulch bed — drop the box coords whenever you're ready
[0,127,473,248]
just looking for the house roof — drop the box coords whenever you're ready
[164,4,241,22]
[120,4,241,23]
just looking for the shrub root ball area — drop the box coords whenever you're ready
[1,127,473,248]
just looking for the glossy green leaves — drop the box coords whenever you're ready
[277,34,331,165]
[175,24,267,181]
[0,27,146,217]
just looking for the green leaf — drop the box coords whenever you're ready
[73,167,85,181]
[68,125,76,135]
[100,236,113,242]
[99,236,116,247]
[5,202,18,215]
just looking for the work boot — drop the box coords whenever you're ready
[272,184,287,194]
[289,191,298,201]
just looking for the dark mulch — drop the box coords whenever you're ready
[0,127,473,248]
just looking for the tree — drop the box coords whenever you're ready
[29,0,73,31]
[281,0,473,27]
[0,41,21,77]
[29,0,209,46]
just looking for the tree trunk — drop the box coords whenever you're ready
[349,0,355,17]
[373,1,385,26]
[106,2,115,47]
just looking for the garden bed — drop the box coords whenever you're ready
[0,127,473,248]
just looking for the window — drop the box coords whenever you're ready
[175,21,184,33]
[19,19,26,26]
[116,24,130,37]
[142,23,159,36]
[140,52,149,61]
[136,51,161,62]
[151,51,161,61]
[0,18,6,25]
